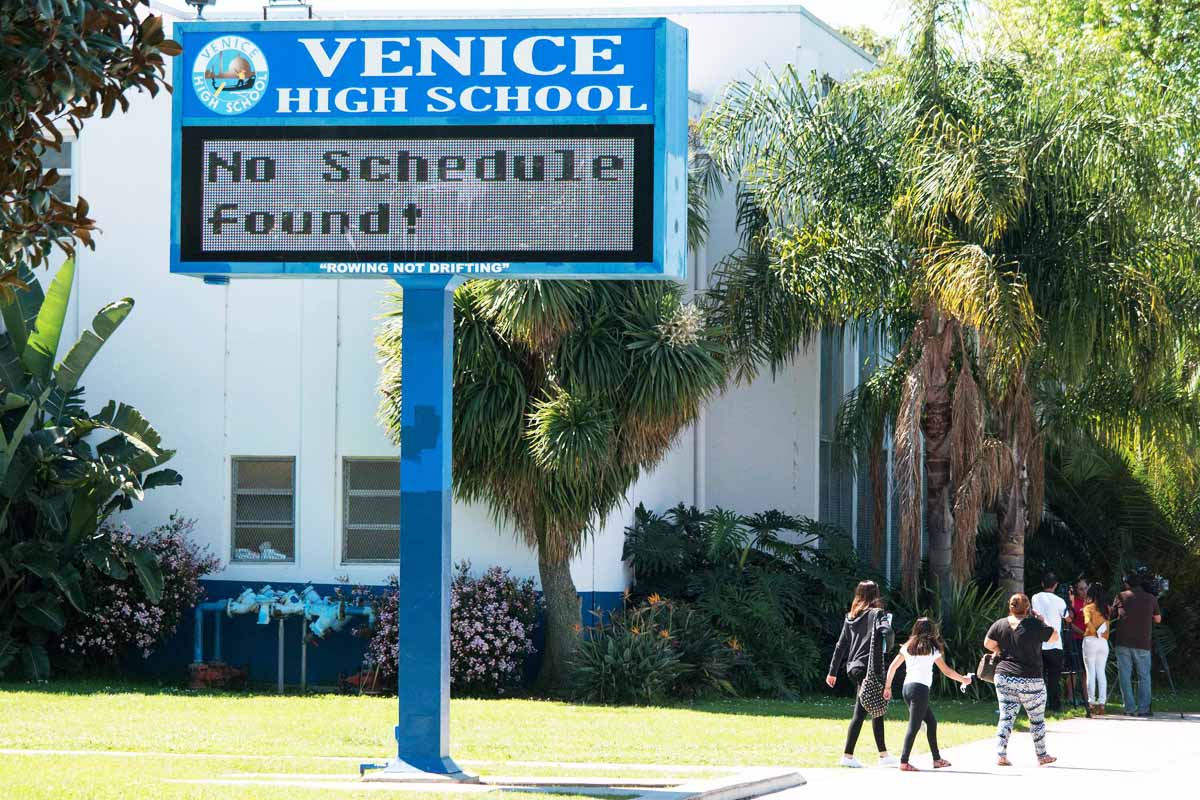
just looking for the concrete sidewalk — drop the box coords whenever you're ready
[773,713,1200,797]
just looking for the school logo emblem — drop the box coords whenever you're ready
[191,36,269,116]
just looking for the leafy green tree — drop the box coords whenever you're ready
[0,1,179,301]
[701,0,1199,595]
[989,0,1200,102]
[0,262,181,679]
[377,280,725,692]
[838,25,895,59]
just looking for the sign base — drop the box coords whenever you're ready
[362,759,478,784]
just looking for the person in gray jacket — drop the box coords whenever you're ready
[826,580,897,768]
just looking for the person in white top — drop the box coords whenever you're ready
[883,617,972,771]
[1031,572,1073,712]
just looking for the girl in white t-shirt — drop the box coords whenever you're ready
[883,617,973,771]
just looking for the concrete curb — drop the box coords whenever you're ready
[635,768,806,800]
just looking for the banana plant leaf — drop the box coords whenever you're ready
[128,546,163,604]
[20,642,49,681]
[47,565,86,613]
[21,259,74,382]
[0,334,26,390]
[0,634,16,675]
[50,299,133,412]
[17,593,65,633]
[143,468,182,490]
[0,264,44,356]
[10,541,60,578]
[81,542,129,581]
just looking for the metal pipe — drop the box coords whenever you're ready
[192,600,229,663]
[300,626,308,693]
[193,605,204,664]
[277,617,285,694]
[213,609,223,662]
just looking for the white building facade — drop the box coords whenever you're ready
[50,4,888,678]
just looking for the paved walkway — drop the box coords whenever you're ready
[773,714,1200,797]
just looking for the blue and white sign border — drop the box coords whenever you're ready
[169,17,688,283]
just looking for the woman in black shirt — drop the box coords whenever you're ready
[826,580,896,768]
[984,593,1060,766]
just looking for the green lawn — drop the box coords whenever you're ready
[1,679,1192,799]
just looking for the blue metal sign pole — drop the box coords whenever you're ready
[387,275,468,779]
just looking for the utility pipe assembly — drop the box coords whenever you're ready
[192,584,375,667]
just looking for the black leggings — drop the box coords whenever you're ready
[844,667,887,756]
[900,682,941,764]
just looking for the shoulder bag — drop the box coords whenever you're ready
[977,619,1007,683]
[857,609,889,718]
[977,651,998,684]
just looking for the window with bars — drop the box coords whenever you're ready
[342,458,400,563]
[819,329,855,539]
[231,457,296,562]
[40,142,73,201]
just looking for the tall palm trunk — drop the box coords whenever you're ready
[921,394,954,590]
[921,321,956,591]
[868,426,886,571]
[997,383,1037,596]
[997,445,1029,596]
[534,545,581,695]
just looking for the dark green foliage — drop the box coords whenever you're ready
[622,503,866,696]
[0,1,178,301]
[571,598,734,704]
[0,265,180,680]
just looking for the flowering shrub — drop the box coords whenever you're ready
[365,562,540,696]
[364,575,400,687]
[59,516,219,664]
[450,562,539,695]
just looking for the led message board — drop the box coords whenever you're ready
[170,19,687,280]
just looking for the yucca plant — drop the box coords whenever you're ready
[378,275,726,693]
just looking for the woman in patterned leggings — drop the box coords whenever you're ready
[984,593,1060,766]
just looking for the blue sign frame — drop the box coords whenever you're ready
[170,18,687,281]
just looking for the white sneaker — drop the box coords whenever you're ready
[878,755,899,767]
[839,756,864,768]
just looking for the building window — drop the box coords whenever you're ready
[231,457,296,562]
[819,328,854,540]
[40,141,74,201]
[342,458,400,563]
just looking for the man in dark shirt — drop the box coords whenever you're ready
[1111,575,1162,716]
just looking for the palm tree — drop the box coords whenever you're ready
[376,141,726,691]
[701,0,1199,595]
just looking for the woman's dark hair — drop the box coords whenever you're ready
[903,617,946,656]
[1087,583,1111,616]
[848,580,882,619]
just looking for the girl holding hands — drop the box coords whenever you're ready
[883,617,973,771]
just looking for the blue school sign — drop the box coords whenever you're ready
[171,18,687,281]
[170,17,687,782]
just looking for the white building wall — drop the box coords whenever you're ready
[64,5,872,592]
